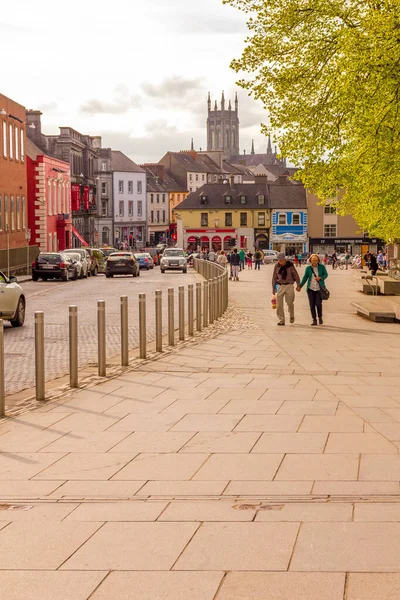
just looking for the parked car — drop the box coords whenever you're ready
[101,247,117,258]
[105,252,139,278]
[134,253,152,270]
[85,248,107,275]
[160,248,187,273]
[0,271,26,327]
[32,252,77,281]
[62,249,89,278]
[144,253,155,269]
[263,250,279,264]
[144,248,160,266]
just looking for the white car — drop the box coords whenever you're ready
[0,271,26,327]
[63,249,89,278]
[263,250,279,264]
[160,248,188,273]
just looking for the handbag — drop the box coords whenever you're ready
[320,285,330,301]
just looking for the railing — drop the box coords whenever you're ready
[0,260,229,417]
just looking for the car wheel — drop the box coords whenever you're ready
[106,274,111,278]
[161,269,165,274]
[137,270,140,276]
[183,269,187,274]
[11,297,25,327]
[72,270,78,281]
[146,267,150,270]
[32,274,38,282]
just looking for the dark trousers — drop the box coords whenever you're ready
[307,289,322,321]
[255,260,261,270]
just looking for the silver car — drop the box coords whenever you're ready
[160,248,187,273]
[63,249,89,278]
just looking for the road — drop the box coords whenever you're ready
[3,266,198,396]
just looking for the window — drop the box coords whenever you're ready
[240,195,247,204]
[20,129,24,161]
[202,174,205,181]
[201,212,208,226]
[258,195,265,204]
[258,212,265,226]
[102,200,107,216]
[162,193,166,203]
[101,162,107,171]
[324,204,336,214]
[157,210,160,223]
[21,196,25,229]
[128,181,133,194]
[53,183,56,215]
[200,195,208,205]
[128,201,133,216]
[324,224,337,237]
[163,209,166,222]
[118,180,124,194]
[2,122,7,157]
[292,213,300,225]
[9,124,13,159]
[10,196,15,230]
[137,181,142,194]
[16,196,20,229]
[102,226,109,244]
[101,182,107,195]
[240,212,247,226]
[15,127,19,160]
[57,183,61,213]
[157,194,160,203]
[0,196,2,231]
[119,201,124,217]
[189,174,193,181]
[47,182,52,216]
[195,174,199,181]
[278,213,286,225]
[225,212,232,226]
[137,201,142,216]
[189,187,193,192]
[151,210,154,223]
[150,193,154,203]
[225,196,231,204]
[4,196,8,230]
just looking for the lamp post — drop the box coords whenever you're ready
[25,229,31,276]
[5,225,9,278]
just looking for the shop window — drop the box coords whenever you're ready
[240,212,247,226]
[201,213,208,226]
[225,212,232,226]
[324,224,337,237]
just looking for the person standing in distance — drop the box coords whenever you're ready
[300,254,328,326]
[272,252,301,326]
[230,248,241,281]
[238,248,246,271]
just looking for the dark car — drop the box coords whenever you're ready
[144,248,160,266]
[32,252,77,281]
[105,252,140,278]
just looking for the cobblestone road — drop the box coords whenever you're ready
[3,267,198,396]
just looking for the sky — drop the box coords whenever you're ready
[1,0,270,164]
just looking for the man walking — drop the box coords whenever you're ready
[272,252,301,326]
[230,248,241,281]
[254,249,262,270]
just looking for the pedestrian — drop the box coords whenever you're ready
[383,252,387,269]
[323,254,328,266]
[345,252,351,269]
[230,248,241,281]
[294,255,299,267]
[208,249,216,262]
[272,252,301,326]
[239,248,246,271]
[217,250,228,268]
[254,249,262,270]
[246,250,253,269]
[369,253,378,276]
[297,252,302,266]
[331,251,337,269]
[300,253,328,326]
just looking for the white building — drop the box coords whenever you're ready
[111,151,146,249]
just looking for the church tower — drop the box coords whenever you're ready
[207,92,240,158]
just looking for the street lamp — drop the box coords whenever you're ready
[0,108,6,116]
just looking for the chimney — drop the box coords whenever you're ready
[26,109,43,146]
[228,174,234,188]
[144,164,165,181]
[92,136,102,149]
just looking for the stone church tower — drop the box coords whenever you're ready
[206,92,240,158]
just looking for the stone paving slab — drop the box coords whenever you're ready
[0,572,108,600]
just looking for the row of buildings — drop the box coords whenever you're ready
[0,91,381,272]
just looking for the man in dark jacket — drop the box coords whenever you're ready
[230,248,241,281]
[272,252,301,326]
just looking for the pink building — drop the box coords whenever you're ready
[26,138,72,252]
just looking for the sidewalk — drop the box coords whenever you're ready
[1,266,400,599]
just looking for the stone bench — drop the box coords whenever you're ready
[378,277,400,296]
[351,300,397,322]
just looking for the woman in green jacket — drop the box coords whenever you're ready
[300,254,328,326]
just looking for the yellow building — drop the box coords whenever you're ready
[174,183,271,251]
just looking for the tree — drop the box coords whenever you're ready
[224,0,400,240]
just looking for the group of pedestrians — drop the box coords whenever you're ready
[272,252,329,327]
[214,248,264,281]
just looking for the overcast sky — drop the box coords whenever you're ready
[1,0,270,164]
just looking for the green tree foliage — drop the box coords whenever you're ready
[224,0,400,240]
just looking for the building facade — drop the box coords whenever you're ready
[26,139,72,253]
[0,94,29,272]
[307,191,381,255]
[269,177,308,254]
[112,151,146,249]
[174,183,272,252]
[94,146,113,246]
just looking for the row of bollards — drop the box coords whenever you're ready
[0,263,229,414]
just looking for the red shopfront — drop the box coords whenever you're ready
[185,229,236,251]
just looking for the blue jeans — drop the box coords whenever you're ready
[239,260,245,271]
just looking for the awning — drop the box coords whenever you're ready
[71,226,89,247]
[187,236,197,243]
[212,236,221,243]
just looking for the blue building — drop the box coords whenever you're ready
[269,177,308,255]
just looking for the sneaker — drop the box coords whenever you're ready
[277,322,285,326]
[319,319,323,325]
[311,320,318,326]
[290,317,295,324]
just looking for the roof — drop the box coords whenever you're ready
[175,183,271,210]
[161,151,223,175]
[111,151,145,173]
[269,180,307,209]
[142,165,187,193]
[26,137,44,160]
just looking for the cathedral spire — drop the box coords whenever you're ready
[228,99,232,110]
[221,91,225,111]
[251,139,255,155]
[267,135,272,155]
[207,92,211,112]
[214,99,218,111]
[235,92,238,112]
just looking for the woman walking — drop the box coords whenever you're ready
[300,254,328,326]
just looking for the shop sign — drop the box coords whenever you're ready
[311,238,378,245]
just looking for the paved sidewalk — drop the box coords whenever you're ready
[1,266,400,599]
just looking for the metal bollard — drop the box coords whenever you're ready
[121,296,129,367]
[196,282,202,332]
[203,280,209,328]
[69,306,78,388]
[155,290,162,352]
[0,320,5,417]
[97,301,106,377]
[168,288,175,346]
[179,285,185,341]
[35,311,45,400]
[139,293,146,359]
[188,284,194,336]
